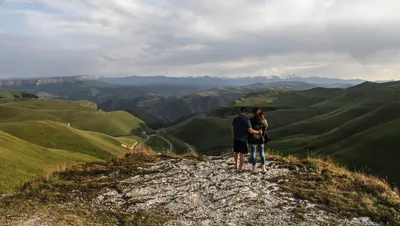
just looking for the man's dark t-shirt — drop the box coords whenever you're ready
[232,115,251,142]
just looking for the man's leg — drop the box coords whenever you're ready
[234,152,240,170]
[239,153,246,171]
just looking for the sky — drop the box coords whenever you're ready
[0,0,400,80]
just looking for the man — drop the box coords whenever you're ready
[231,107,263,172]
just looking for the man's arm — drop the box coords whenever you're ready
[246,119,262,135]
[248,128,262,135]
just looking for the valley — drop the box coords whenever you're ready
[1,77,400,225]
[169,81,400,186]
[0,75,356,129]
[2,76,400,189]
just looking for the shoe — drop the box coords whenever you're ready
[261,165,267,172]
[252,165,256,172]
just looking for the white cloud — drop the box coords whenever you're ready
[0,0,400,80]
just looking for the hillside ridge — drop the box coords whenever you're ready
[1,150,399,225]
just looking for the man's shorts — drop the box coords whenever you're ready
[233,139,248,154]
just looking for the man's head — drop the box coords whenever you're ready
[239,107,248,115]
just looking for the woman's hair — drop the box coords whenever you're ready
[251,107,264,117]
[252,107,262,116]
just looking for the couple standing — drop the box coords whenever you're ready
[231,107,269,172]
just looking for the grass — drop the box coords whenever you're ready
[266,153,400,225]
[0,131,100,193]
[170,115,234,154]
[2,99,97,111]
[145,136,170,152]
[234,88,342,108]
[0,89,38,103]
[0,99,145,193]
[161,133,192,154]
[0,120,134,160]
[0,99,146,136]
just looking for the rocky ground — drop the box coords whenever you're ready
[92,155,377,226]
[1,154,382,225]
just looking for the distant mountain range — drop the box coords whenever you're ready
[0,75,363,128]
[100,75,364,88]
[0,76,198,103]
[0,75,362,93]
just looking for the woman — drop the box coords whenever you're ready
[249,107,269,172]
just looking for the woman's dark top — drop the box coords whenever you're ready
[248,117,268,144]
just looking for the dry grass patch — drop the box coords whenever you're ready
[266,152,400,225]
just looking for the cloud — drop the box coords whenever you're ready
[0,0,400,80]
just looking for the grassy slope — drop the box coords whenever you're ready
[171,115,235,154]
[317,117,400,181]
[234,88,342,108]
[160,133,193,154]
[171,87,342,153]
[0,99,145,193]
[0,89,38,100]
[145,136,170,151]
[0,131,100,193]
[170,82,400,185]
[0,121,131,160]
[0,99,146,136]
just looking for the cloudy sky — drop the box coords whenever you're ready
[0,0,399,80]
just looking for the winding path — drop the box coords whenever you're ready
[184,142,196,153]
[134,134,174,153]
[156,135,173,152]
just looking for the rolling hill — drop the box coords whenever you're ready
[0,96,145,193]
[99,82,317,127]
[0,99,146,136]
[169,81,400,186]
[0,76,353,130]
[0,89,38,103]
[0,130,101,193]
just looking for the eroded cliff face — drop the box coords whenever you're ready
[0,75,99,87]
[6,155,377,226]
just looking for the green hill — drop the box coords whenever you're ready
[0,89,38,103]
[170,81,400,186]
[0,130,100,193]
[0,121,133,160]
[0,99,146,136]
[0,99,145,193]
